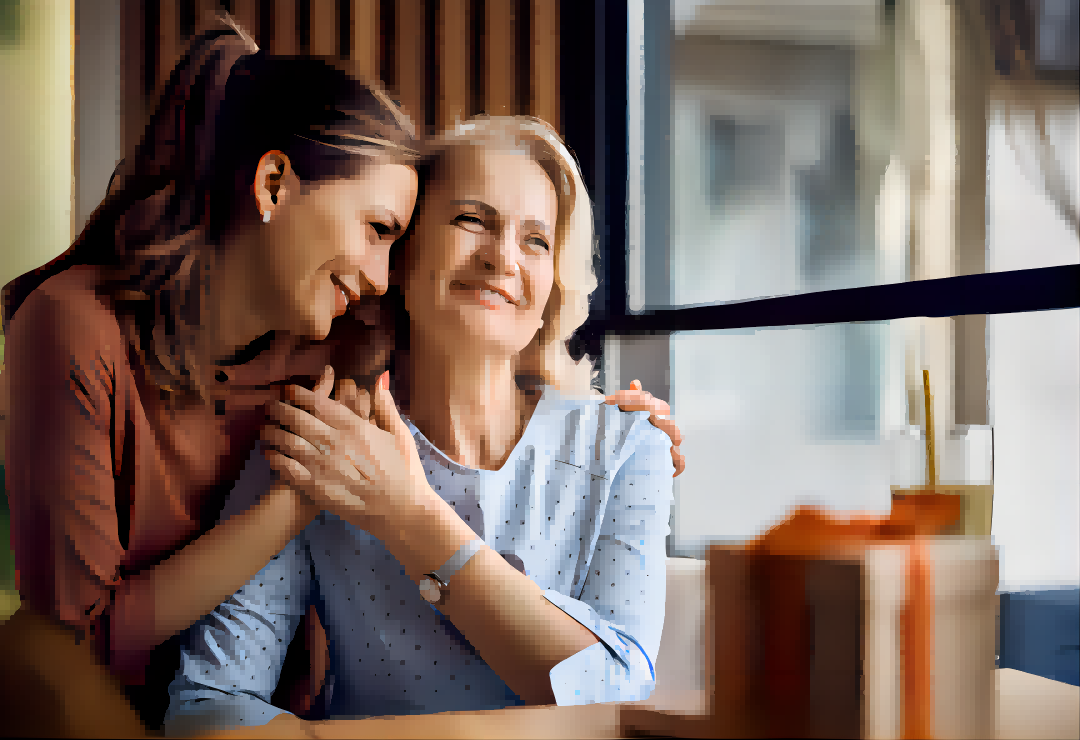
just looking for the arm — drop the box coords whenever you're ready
[262,379,673,706]
[6,285,319,685]
[163,534,314,736]
[262,376,600,705]
[111,478,319,681]
[544,420,674,704]
[113,373,338,679]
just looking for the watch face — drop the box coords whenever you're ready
[419,577,442,604]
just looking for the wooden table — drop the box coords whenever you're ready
[201,673,1080,739]
[2,606,1076,739]
[996,668,1080,740]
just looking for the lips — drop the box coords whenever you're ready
[449,280,519,306]
[330,274,353,318]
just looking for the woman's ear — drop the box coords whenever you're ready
[253,150,292,223]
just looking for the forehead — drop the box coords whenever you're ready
[318,160,417,202]
[432,145,557,220]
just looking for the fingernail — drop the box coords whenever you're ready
[379,370,389,391]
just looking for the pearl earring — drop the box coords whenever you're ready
[262,210,271,224]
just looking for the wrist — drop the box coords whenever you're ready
[380,485,478,582]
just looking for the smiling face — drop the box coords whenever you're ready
[398,145,558,356]
[251,157,418,341]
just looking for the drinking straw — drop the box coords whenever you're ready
[923,369,936,489]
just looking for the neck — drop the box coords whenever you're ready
[403,326,534,471]
[191,236,266,362]
[185,236,270,381]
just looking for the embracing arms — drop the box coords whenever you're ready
[261,372,674,706]
[262,374,597,704]
[5,286,322,683]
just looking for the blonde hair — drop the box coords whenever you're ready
[421,116,599,394]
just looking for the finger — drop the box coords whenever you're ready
[272,443,369,502]
[268,453,355,512]
[603,390,644,405]
[671,448,686,477]
[336,377,358,406]
[264,450,313,486]
[261,425,323,459]
[337,379,371,422]
[370,371,407,437]
[630,379,642,391]
[264,402,340,452]
[313,365,334,397]
[285,384,364,431]
[262,447,295,476]
[304,481,367,515]
[649,416,683,447]
[353,387,372,421]
[603,390,660,409]
[616,398,671,416]
[266,433,365,491]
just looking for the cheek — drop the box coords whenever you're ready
[529,264,556,314]
[411,228,466,287]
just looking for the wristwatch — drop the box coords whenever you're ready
[419,538,486,605]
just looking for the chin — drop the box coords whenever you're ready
[455,317,529,350]
[293,306,335,341]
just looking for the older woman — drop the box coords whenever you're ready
[165,117,674,733]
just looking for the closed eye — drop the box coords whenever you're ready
[525,236,550,252]
[370,221,396,239]
[453,213,486,232]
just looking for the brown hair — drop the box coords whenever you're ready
[2,29,417,388]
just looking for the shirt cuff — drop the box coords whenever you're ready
[542,590,656,705]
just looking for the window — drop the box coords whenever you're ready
[564,1,1079,585]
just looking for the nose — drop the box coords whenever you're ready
[476,223,519,276]
[341,246,390,297]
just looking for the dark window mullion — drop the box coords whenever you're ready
[579,264,1080,336]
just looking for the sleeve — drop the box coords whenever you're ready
[5,284,126,637]
[544,420,675,705]
[162,533,314,736]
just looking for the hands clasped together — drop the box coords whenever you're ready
[260,366,686,542]
[261,366,429,541]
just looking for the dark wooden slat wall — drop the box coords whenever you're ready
[127,0,561,142]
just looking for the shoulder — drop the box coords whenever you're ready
[531,388,672,474]
[8,265,122,352]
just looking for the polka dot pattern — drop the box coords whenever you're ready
[165,388,674,732]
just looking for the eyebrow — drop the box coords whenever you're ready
[451,200,551,236]
[451,199,497,215]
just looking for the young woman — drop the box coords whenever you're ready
[1,29,678,730]
[1,29,419,724]
[165,117,675,733]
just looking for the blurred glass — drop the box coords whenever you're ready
[666,42,873,307]
[990,308,1080,590]
[629,3,1080,311]
[667,321,898,556]
[664,310,1078,572]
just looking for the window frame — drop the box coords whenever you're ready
[560,0,1080,370]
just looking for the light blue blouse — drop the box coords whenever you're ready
[164,388,674,734]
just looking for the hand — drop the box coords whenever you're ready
[604,379,685,477]
[261,367,431,540]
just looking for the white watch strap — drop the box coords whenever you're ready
[426,538,486,586]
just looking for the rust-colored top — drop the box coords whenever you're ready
[4,265,382,672]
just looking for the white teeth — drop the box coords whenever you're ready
[481,289,513,304]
